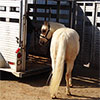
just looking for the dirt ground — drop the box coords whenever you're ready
[0,65,100,100]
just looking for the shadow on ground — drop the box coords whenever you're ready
[0,65,99,88]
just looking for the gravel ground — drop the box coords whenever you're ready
[0,66,100,100]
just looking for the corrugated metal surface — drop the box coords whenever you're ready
[91,3,100,68]
[0,0,21,71]
[0,22,19,60]
[75,1,100,69]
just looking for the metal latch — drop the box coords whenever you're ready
[16,37,19,43]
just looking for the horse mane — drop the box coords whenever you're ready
[49,22,65,26]
[44,21,48,25]
[44,21,65,27]
[48,22,65,34]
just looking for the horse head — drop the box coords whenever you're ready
[39,21,52,45]
[39,21,65,45]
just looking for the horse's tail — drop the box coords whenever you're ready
[50,33,67,97]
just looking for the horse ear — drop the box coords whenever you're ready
[44,21,48,25]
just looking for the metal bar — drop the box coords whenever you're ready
[33,0,37,22]
[81,2,86,64]
[21,0,27,71]
[70,0,76,28]
[90,3,96,65]
[56,1,60,22]
[45,0,47,21]
[19,0,23,47]
[74,3,78,30]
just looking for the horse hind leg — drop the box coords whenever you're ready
[69,71,73,87]
[65,61,74,95]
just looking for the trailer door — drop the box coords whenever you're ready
[0,0,25,72]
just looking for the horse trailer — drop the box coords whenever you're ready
[0,0,76,77]
[0,0,99,77]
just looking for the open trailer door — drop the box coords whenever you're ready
[0,0,27,76]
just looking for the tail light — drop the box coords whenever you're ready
[17,53,22,58]
[16,48,22,58]
[16,48,20,53]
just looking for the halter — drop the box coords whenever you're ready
[40,23,50,41]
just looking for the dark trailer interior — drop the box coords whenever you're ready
[25,0,76,76]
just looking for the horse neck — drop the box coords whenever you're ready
[49,22,65,34]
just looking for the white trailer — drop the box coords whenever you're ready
[0,0,51,77]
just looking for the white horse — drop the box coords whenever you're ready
[39,21,80,99]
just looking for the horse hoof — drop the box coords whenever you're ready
[51,95,57,99]
[67,93,72,96]
[66,92,71,96]
[69,84,73,87]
